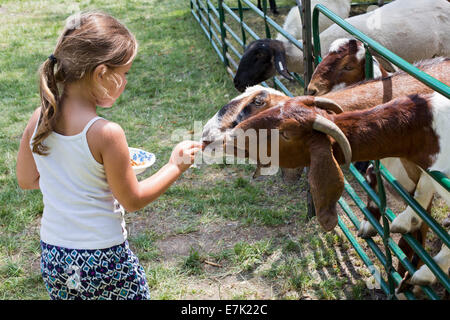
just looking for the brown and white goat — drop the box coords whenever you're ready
[306,49,450,272]
[215,58,450,135]
[204,57,450,189]
[315,57,450,111]
[223,92,450,286]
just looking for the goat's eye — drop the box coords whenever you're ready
[343,65,353,71]
[255,52,265,59]
[280,131,290,140]
[253,98,264,106]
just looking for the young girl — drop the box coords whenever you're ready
[16,11,202,300]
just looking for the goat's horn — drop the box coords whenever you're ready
[313,97,344,114]
[312,115,352,166]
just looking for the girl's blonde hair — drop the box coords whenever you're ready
[32,11,138,155]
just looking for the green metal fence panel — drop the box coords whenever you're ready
[191,0,449,300]
[312,3,450,298]
[348,165,441,300]
[338,198,417,300]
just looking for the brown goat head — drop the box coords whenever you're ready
[307,38,388,96]
[202,85,345,147]
[224,102,352,231]
[202,85,290,146]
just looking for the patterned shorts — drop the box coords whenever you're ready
[40,240,150,300]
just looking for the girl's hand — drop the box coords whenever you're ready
[96,124,202,212]
[169,140,203,173]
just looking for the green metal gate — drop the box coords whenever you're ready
[190,0,450,299]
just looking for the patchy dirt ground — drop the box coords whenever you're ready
[121,158,449,300]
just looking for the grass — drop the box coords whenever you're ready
[0,0,445,300]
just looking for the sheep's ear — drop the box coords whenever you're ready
[308,134,344,231]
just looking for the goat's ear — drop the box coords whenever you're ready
[279,119,300,140]
[273,45,294,81]
[308,134,344,231]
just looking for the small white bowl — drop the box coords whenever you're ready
[129,147,156,175]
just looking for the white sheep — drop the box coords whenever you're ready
[275,0,351,41]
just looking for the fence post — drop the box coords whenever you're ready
[298,0,313,89]
[217,0,229,68]
[299,0,316,219]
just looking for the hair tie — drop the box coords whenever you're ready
[48,54,57,63]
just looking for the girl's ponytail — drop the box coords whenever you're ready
[32,56,61,155]
[31,11,137,156]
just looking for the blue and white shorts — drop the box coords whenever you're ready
[40,240,150,300]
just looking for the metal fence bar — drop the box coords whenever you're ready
[427,170,450,193]
[337,215,393,296]
[365,45,395,298]
[342,175,439,300]
[191,2,225,63]
[223,22,245,47]
[206,0,220,17]
[221,0,305,88]
[378,164,450,249]
[338,198,416,300]
[272,77,294,97]
[224,38,243,60]
[217,0,229,68]
[262,0,271,39]
[222,2,261,41]
[237,0,247,48]
[350,164,449,295]
[344,175,439,300]
[241,0,304,51]
[194,0,222,43]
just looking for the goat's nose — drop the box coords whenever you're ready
[306,87,317,96]
[233,78,245,92]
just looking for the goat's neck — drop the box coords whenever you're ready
[322,72,436,112]
[330,97,439,169]
[322,80,389,111]
[322,60,449,111]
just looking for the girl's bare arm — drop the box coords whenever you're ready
[91,120,201,212]
[16,108,41,190]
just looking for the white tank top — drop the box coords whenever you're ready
[30,116,127,249]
